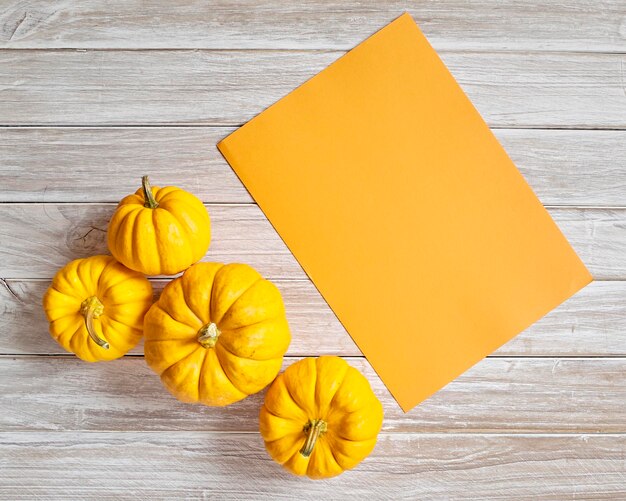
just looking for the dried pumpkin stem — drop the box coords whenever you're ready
[300,419,327,458]
[142,175,159,209]
[80,296,109,350]
[198,322,221,348]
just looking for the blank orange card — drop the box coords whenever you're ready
[217,13,592,412]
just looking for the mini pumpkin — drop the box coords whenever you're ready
[143,262,291,406]
[43,255,153,362]
[259,356,383,479]
[107,176,211,276]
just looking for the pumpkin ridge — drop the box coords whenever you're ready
[97,257,122,295]
[132,207,157,274]
[143,304,195,342]
[265,433,305,465]
[325,436,344,472]
[220,342,283,373]
[196,348,209,402]
[107,207,133,259]
[76,334,97,361]
[127,208,145,270]
[50,314,79,342]
[158,188,201,208]
[102,275,152,305]
[159,192,207,226]
[158,343,202,379]
[212,343,248,394]
[150,207,163,272]
[101,314,141,336]
[166,205,196,243]
[324,432,375,471]
[69,324,90,359]
[179,275,204,326]
[182,262,223,326]
[152,185,178,202]
[104,295,154,307]
[96,256,115,296]
[214,276,265,326]
[109,205,138,257]
[58,320,82,347]
[211,276,262,325]
[326,367,353,411]
[179,199,210,227]
[218,317,290,362]
[84,326,110,359]
[46,309,77,325]
[262,404,302,425]
[153,208,194,273]
[158,280,203,328]
[179,201,211,234]
[221,313,283,333]
[121,191,144,206]
[326,423,364,442]
[209,330,239,358]
[48,285,71,299]
[327,400,382,442]
[263,376,308,422]
[305,434,342,478]
[282,367,314,419]
[74,264,99,303]
[314,357,349,417]
[145,339,200,374]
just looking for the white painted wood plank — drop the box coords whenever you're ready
[1,432,625,499]
[0,204,621,279]
[2,280,624,357]
[2,50,625,128]
[0,1,625,51]
[0,127,252,204]
[1,357,624,433]
[2,127,625,206]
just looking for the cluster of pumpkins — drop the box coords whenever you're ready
[42,176,383,479]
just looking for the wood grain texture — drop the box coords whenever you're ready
[1,3,625,496]
[2,279,624,357]
[2,50,626,128]
[2,127,625,206]
[1,432,625,499]
[1,432,624,499]
[1,0,625,51]
[1,356,625,433]
[0,204,622,280]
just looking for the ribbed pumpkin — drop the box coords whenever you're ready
[107,176,211,276]
[260,356,383,479]
[143,262,291,406]
[43,255,153,362]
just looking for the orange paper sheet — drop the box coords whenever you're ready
[217,13,592,412]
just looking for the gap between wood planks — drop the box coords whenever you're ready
[0,202,623,209]
[2,124,626,131]
[0,47,625,55]
[2,354,625,360]
[2,431,625,436]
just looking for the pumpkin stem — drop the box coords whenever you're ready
[300,419,327,458]
[79,296,109,350]
[198,322,221,348]
[142,175,159,209]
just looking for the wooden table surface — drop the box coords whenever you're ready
[1,1,625,499]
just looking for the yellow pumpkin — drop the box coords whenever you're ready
[43,255,153,362]
[107,176,211,276]
[143,262,291,406]
[259,356,383,479]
